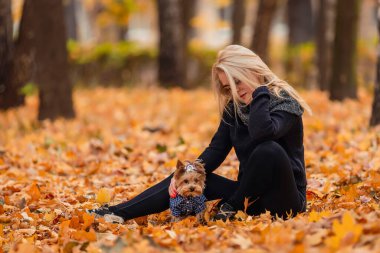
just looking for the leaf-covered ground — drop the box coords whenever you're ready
[1,87,380,252]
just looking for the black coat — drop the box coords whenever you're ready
[197,86,307,202]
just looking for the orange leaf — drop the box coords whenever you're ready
[27,183,41,201]
[243,196,257,213]
[69,216,80,229]
[71,228,97,242]
[82,212,95,229]
[59,220,71,239]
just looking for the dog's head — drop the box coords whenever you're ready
[174,160,206,197]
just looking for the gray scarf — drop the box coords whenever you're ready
[236,89,304,126]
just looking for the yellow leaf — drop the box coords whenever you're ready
[235,210,247,221]
[96,188,111,204]
[308,210,331,222]
[325,212,363,249]
[44,212,56,222]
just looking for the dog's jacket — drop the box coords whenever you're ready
[170,194,207,217]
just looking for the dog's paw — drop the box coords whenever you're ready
[198,218,207,226]
[196,213,207,225]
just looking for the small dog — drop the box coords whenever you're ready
[169,159,207,224]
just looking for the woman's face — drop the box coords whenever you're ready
[217,71,258,105]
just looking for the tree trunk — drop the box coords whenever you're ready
[0,0,12,84]
[285,0,313,88]
[0,0,25,109]
[157,0,185,88]
[370,1,380,127]
[29,0,75,120]
[232,0,245,44]
[316,0,335,91]
[287,0,313,46]
[329,0,360,100]
[180,0,197,88]
[250,0,277,64]
[64,0,78,40]
[181,0,197,46]
[0,0,14,107]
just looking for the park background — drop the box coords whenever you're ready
[1,0,380,252]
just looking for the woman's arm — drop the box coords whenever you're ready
[197,109,233,175]
[248,86,299,142]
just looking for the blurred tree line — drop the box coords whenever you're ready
[0,0,379,126]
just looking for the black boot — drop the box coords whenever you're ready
[86,204,125,224]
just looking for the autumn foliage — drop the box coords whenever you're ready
[1,87,380,252]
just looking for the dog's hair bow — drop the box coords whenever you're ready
[184,163,196,172]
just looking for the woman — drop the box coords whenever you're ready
[87,44,312,223]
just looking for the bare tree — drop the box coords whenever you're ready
[250,0,278,64]
[181,0,197,46]
[180,0,197,88]
[370,1,380,127]
[157,0,185,88]
[329,0,360,100]
[287,0,313,46]
[232,0,246,44]
[0,0,28,109]
[285,0,313,88]
[316,0,335,91]
[29,0,75,120]
[64,0,78,40]
[0,0,15,108]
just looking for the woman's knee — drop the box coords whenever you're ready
[250,140,286,160]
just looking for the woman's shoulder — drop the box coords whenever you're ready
[269,89,304,116]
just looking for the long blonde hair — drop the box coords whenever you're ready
[211,45,312,121]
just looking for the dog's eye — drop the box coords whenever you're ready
[195,179,198,183]
[184,179,189,184]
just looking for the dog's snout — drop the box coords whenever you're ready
[190,187,195,191]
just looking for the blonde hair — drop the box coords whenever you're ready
[211,45,312,121]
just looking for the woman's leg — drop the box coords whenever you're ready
[108,172,239,220]
[227,140,303,219]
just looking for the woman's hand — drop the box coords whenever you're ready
[169,177,178,198]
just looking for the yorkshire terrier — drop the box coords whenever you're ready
[169,159,207,224]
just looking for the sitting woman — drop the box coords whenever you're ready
[87,44,312,223]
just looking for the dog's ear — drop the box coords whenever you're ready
[176,160,185,170]
[174,160,186,180]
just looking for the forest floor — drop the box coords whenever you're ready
[0,87,380,252]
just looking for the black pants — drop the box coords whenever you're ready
[109,140,306,220]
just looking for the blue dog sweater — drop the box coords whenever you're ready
[169,194,207,217]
